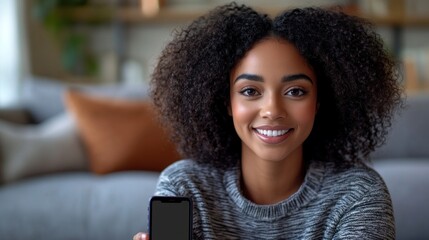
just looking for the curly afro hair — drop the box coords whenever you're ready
[151,3,403,168]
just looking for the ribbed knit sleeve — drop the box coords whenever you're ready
[332,186,395,239]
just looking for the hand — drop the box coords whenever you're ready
[133,232,149,240]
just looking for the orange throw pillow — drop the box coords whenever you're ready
[64,90,181,174]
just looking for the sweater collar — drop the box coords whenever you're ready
[224,161,325,220]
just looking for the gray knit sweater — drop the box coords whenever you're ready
[154,159,395,239]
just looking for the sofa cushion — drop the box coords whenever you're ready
[372,159,429,240]
[372,94,429,159]
[64,90,181,174]
[20,77,149,123]
[0,171,159,240]
[0,113,88,184]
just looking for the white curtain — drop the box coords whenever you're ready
[0,0,25,106]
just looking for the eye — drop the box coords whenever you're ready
[239,87,260,97]
[286,88,306,97]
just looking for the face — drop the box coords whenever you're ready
[229,37,318,164]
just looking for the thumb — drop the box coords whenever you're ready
[133,232,149,240]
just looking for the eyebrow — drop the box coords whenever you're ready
[234,73,313,84]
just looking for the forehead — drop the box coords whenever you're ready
[231,37,315,80]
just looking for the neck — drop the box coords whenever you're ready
[240,147,305,205]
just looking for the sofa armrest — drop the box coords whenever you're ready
[0,106,33,124]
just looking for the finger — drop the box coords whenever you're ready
[133,232,148,240]
[133,232,142,240]
[141,233,149,240]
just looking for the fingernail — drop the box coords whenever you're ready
[135,232,143,240]
[140,233,148,240]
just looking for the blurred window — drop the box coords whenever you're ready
[0,0,22,106]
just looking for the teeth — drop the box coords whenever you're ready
[256,129,290,137]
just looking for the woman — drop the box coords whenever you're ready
[135,3,402,239]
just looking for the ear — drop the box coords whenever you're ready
[227,105,232,116]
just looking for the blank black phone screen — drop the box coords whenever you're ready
[150,197,191,240]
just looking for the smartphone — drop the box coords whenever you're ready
[149,196,193,240]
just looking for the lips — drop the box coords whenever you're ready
[253,126,293,144]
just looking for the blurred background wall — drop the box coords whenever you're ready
[1,0,429,106]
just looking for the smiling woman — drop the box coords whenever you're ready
[135,2,403,239]
[229,38,318,204]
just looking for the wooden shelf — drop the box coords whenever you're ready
[59,6,204,24]
[360,14,429,27]
[59,6,429,27]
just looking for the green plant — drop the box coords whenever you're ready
[33,0,98,77]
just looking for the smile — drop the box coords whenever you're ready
[255,129,290,137]
[253,127,294,144]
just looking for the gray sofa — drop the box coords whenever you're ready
[370,93,429,240]
[0,78,428,239]
[0,78,161,240]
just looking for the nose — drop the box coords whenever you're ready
[259,94,286,120]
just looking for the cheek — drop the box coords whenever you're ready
[231,101,247,123]
[230,98,257,126]
[290,101,317,127]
